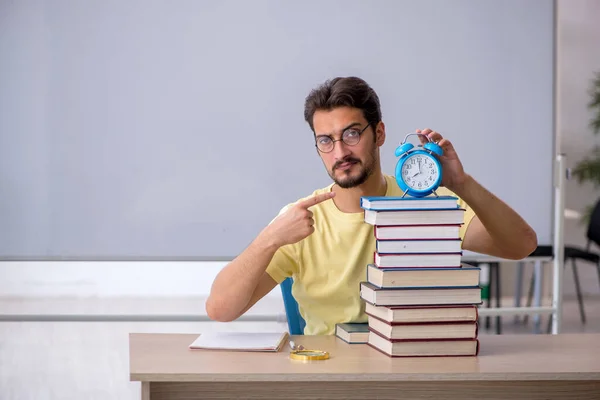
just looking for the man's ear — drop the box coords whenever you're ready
[375,121,386,146]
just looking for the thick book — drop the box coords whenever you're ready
[360,281,482,306]
[376,238,462,254]
[368,330,479,357]
[367,264,480,288]
[374,224,462,240]
[366,313,478,340]
[335,322,369,344]
[360,195,459,211]
[364,303,479,324]
[374,252,463,268]
[364,208,466,226]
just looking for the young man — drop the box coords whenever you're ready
[206,76,538,335]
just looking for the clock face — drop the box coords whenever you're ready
[401,153,440,191]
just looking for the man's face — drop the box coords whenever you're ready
[312,106,383,189]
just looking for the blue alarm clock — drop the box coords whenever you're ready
[394,133,444,197]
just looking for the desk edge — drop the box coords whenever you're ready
[130,372,600,383]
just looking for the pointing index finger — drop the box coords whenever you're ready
[297,191,336,209]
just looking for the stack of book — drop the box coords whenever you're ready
[357,195,482,357]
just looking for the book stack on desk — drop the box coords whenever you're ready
[359,195,481,357]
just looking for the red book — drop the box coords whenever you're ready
[368,328,480,357]
[365,313,479,340]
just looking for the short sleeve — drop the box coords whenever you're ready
[457,197,476,241]
[433,187,476,241]
[264,204,300,284]
[265,244,298,284]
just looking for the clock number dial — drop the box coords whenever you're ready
[401,154,439,191]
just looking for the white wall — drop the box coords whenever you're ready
[2,0,600,302]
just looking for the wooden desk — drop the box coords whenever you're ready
[129,333,600,400]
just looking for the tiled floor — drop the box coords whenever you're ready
[1,296,599,400]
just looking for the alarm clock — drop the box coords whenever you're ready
[394,133,444,197]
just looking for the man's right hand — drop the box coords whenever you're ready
[263,191,336,248]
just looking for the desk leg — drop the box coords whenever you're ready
[532,260,544,334]
[141,382,150,400]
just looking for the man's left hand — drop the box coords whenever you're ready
[417,128,468,192]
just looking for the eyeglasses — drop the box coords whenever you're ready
[314,124,370,153]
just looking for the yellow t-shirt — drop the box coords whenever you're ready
[265,174,476,335]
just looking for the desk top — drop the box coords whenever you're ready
[129,333,600,382]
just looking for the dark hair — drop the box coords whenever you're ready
[303,76,382,132]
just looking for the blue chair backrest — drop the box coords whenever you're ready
[280,277,306,335]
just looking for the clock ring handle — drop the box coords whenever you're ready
[400,132,435,145]
[400,132,443,157]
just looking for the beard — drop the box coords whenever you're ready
[328,149,377,189]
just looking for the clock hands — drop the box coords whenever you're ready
[412,158,422,178]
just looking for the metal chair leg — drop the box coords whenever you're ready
[523,267,536,325]
[532,260,544,333]
[571,258,586,324]
[514,261,524,323]
[485,263,492,331]
[494,262,502,334]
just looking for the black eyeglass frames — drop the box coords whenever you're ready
[314,123,371,153]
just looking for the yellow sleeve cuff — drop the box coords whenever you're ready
[460,205,476,242]
[264,244,299,284]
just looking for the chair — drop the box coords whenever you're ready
[280,277,306,335]
[525,198,600,325]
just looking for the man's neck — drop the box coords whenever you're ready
[332,171,387,213]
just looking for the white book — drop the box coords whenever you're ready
[366,264,480,288]
[374,224,461,240]
[374,252,463,268]
[364,302,479,324]
[360,282,482,306]
[364,208,466,226]
[376,239,462,254]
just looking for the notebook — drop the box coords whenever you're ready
[188,331,289,352]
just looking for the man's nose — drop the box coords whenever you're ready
[331,139,351,159]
